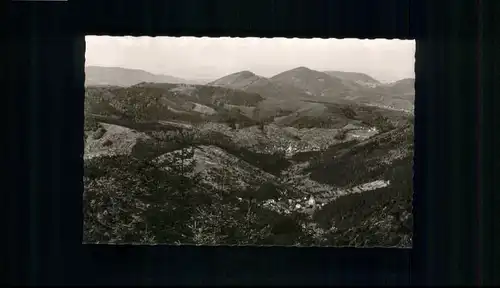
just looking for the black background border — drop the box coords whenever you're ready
[6,0,496,285]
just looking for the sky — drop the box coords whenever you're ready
[85,36,415,83]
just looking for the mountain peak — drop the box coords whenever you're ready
[270,67,320,79]
[273,67,325,78]
[234,70,256,78]
[209,70,261,87]
[291,66,312,72]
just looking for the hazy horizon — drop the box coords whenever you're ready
[85,36,415,83]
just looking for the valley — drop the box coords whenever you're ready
[83,65,414,247]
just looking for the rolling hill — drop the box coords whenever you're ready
[322,70,381,86]
[269,67,414,111]
[208,70,318,117]
[386,78,415,97]
[270,66,353,99]
[343,78,415,111]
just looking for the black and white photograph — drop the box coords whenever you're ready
[83,36,415,247]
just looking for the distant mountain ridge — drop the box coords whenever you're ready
[208,67,414,112]
[209,70,314,99]
[208,70,318,116]
[85,66,204,87]
[86,65,414,112]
